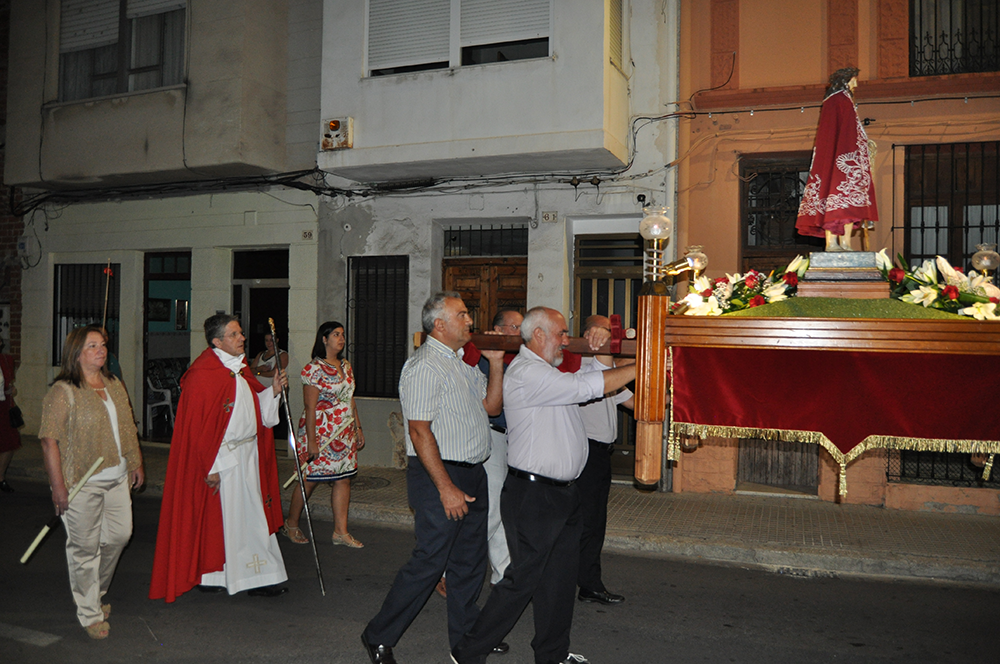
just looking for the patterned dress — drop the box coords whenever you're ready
[296,358,359,481]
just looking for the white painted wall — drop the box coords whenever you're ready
[317,0,625,180]
[17,190,319,437]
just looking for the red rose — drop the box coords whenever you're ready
[749,295,766,308]
[700,288,713,297]
[888,267,905,283]
[745,274,759,289]
[990,297,999,304]
[713,277,729,286]
[954,266,963,273]
[941,285,960,300]
[782,273,798,286]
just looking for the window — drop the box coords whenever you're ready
[367,0,550,76]
[609,0,624,70]
[348,256,409,398]
[904,142,999,270]
[910,0,1000,76]
[887,449,1000,488]
[53,263,121,365]
[739,153,823,274]
[444,224,528,257]
[60,0,186,102]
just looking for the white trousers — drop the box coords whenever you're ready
[201,440,287,593]
[483,427,510,585]
[61,475,132,627]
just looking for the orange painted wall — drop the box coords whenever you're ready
[675,2,999,514]
[679,0,1000,281]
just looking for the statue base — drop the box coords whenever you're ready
[799,251,889,299]
[803,251,882,281]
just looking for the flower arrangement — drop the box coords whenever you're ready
[875,249,1000,321]
[674,255,809,316]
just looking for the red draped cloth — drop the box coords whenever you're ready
[671,347,999,464]
[795,90,878,238]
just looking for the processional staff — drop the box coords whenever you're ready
[268,318,326,596]
[21,457,104,564]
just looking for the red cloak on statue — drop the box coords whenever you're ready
[149,347,283,602]
[795,89,879,238]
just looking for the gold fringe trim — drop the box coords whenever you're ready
[670,421,1000,497]
[667,347,679,462]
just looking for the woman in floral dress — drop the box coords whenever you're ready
[282,321,365,548]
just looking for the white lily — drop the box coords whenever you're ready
[762,281,788,303]
[874,248,891,272]
[725,272,744,285]
[959,301,999,321]
[982,281,1000,300]
[935,256,966,287]
[900,285,939,307]
[692,275,713,293]
[966,270,986,293]
[682,293,723,316]
[786,255,809,277]
[714,279,733,301]
[913,259,938,284]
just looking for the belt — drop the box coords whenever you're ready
[223,435,256,451]
[508,467,575,487]
[489,424,507,434]
[589,439,614,451]
[442,459,478,469]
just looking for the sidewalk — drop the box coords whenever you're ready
[7,435,1000,588]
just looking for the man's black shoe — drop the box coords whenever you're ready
[578,588,624,605]
[195,585,225,593]
[247,585,288,597]
[361,631,397,664]
[493,641,510,654]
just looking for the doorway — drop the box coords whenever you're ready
[143,252,192,441]
[232,249,290,441]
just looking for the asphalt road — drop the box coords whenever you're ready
[2,479,998,664]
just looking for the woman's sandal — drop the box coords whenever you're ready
[85,621,110,640]
[279,521,309,544]
[331,532,364,548]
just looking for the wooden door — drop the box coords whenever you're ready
[737,438,819,493]
[443,257,527,332]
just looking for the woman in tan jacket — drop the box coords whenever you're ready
[39,326,144,640]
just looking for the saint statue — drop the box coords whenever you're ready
[795,67,879,252]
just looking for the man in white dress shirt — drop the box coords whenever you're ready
[451,307,636,664]
[576,315,634,606]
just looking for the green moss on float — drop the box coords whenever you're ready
[723,297,964,319]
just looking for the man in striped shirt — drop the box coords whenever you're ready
[362,292,505,664]
[451,306,636,664]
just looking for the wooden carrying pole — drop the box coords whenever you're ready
[633,292,670,486]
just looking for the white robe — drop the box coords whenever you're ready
[200,349,288,593]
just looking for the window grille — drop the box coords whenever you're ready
[904,142,1000,270]
[887,449,1000,488]
[53,263,121,365]
[740,154,823,274]
[60,1,186,102]
[910,0,1000,76]
[444,224,528,257]
[368,0,550,76]
[348,256,409,398]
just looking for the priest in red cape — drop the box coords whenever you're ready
[795,66,879,252]
[150,314,289,602]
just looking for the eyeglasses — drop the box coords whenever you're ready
[502,323,520,331]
